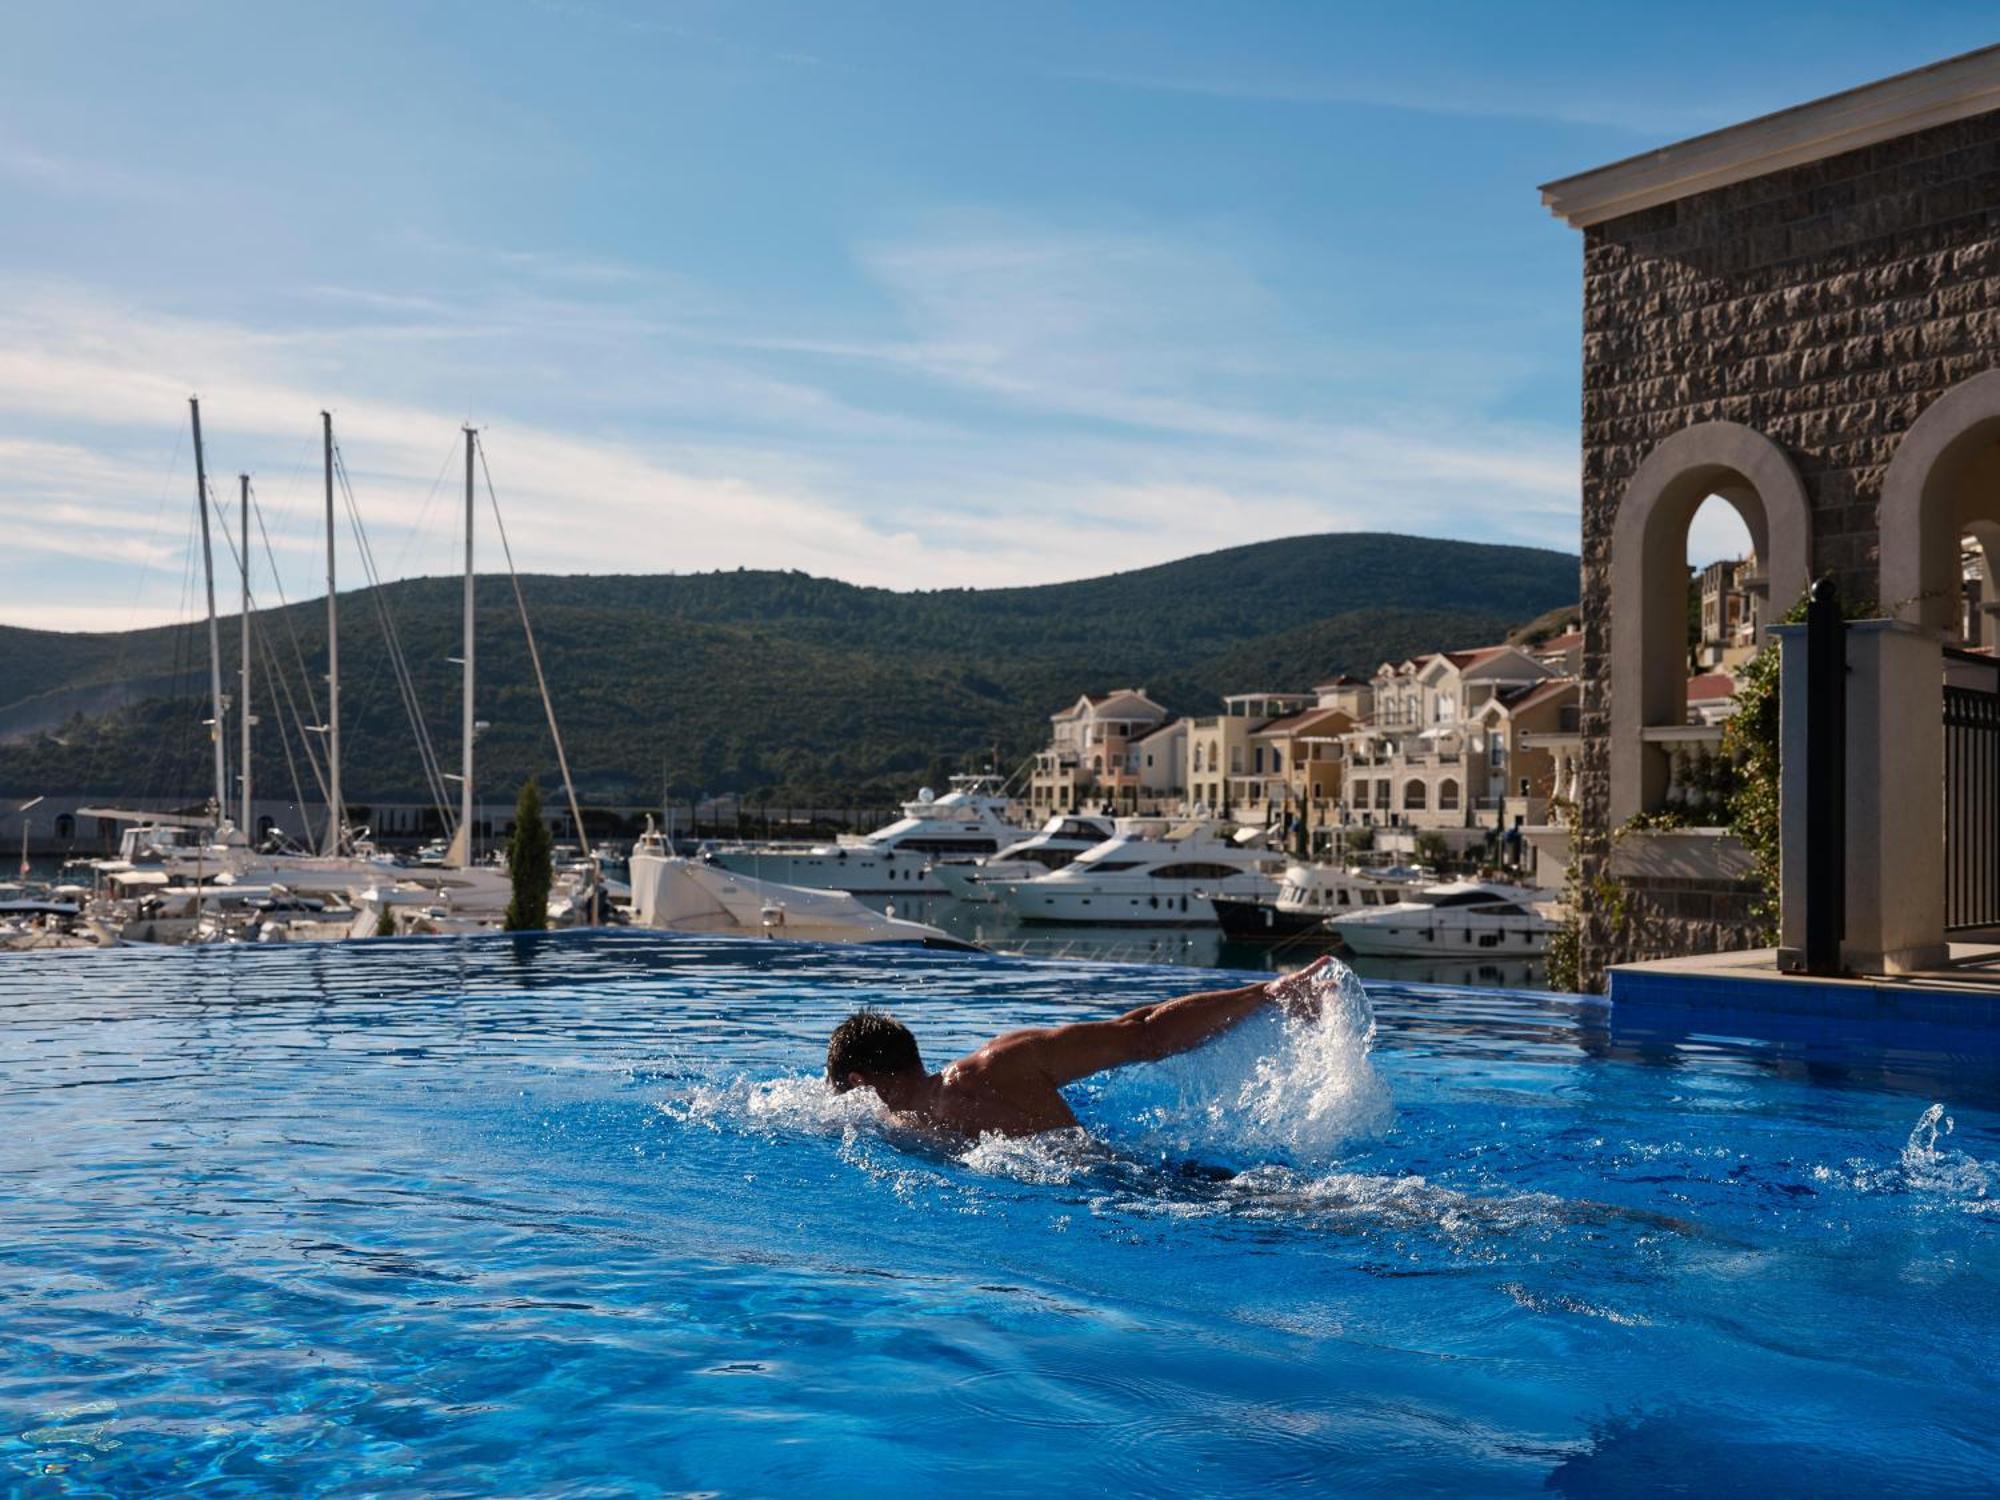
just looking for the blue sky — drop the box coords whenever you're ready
[2,2,1994,629]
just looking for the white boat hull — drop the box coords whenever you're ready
[631,854,968,946]
[996,872,1278,927]
[709,847,951,896]
[1330,917,1556,957]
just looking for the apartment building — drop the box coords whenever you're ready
[1338,646,1562,854]
[1696,556,1764,672]
[1251,705,1357,852]
[1027,689,1170,813]
[1184,692,1314,818]
[1124,718,1189,813]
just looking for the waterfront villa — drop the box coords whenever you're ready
[1336,647,1564,855]
[1027,689,1170,814]
[1124,717,1189,813]
[1184,692,1316,819]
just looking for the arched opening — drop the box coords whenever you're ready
[1609,422,1812,821]
[54,813,75,839]
[1403,779,1427,811]
[1438,778,1460,812]
[1882,372,2000,642]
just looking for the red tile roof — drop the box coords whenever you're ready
[1687,673,1737,701]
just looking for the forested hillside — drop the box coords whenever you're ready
[0,533,1578,806]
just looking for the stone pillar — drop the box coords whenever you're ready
[1777,620,1947,974]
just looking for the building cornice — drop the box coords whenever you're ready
[1541,44,2000,229]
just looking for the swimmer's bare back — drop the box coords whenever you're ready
[880,957,1338,1139]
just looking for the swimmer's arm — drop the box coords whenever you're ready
[996,962,1327,1086]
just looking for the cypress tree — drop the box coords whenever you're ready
[504,780,553,932]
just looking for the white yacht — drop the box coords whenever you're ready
[630,832,974,948]
[1211,863,1425,940]
[708,777,1028,896]
[930,813,1118,902]
[1326,880,1563,957]
[992,819,1285,926]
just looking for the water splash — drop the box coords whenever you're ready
[1813,1102,1998,1212]
[1899,1103,1995,1201]
[1087,957,1392,1166]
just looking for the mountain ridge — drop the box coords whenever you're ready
[0,532,1579,805]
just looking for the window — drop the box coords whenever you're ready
[1438,779,1460,812]
[1081,860,1143,873]
[1373,781,1391,810]
[1150,862,1244,881]
[54,813,75,838]
[1490,739,1505,767]
[1403,780,1427,810]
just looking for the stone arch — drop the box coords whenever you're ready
[1609,421,1812,821]
[1438,777,1460,812]
[1402,778,1427,811]
[1880,370,2000,635]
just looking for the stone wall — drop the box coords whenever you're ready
[1576,109,2000,988]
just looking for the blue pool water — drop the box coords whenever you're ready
[2,933,1997,1496]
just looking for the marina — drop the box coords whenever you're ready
[8,16,2000,1497]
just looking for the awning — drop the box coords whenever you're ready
[109,869,170,888]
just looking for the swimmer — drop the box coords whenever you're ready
[825,955,1339,1138]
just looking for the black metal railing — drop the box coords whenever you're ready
[1945,678,2000,931]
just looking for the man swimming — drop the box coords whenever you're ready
[825,955,1337,1138]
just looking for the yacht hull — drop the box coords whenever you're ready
[708,848,949,896]
[997,876,1276,927]
[1209,896,1339,941]
[1329,919,1555,957]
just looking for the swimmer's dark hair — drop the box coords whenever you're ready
[827,1009,921,1089]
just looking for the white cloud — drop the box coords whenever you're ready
[0,242,1580,631]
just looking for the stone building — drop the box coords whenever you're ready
[1542,45,2000,987]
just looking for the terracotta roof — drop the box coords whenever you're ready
[1312,673,1364,690]
[1536,630,1584,652]
[1687,673,1737,701]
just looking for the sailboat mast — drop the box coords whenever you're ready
[239,473,253,839]
[190,398,228,826]
[323,411,344,856]
[461,425,476,861]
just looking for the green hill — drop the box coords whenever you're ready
[0,533,1578,808]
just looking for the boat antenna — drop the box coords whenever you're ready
[190,397,228,829]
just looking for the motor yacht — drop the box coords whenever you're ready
[992,819,1285,926]
[708,777,1028,896]
[929,813,1118,902]
[1325,879,1563,957]
[1211,862,1426,940]
[630,830,975,948]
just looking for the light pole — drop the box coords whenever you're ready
[16,796,46,880]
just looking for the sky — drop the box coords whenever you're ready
[2,2,1995,631]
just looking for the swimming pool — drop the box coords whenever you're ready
[2,933,1995,1494]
